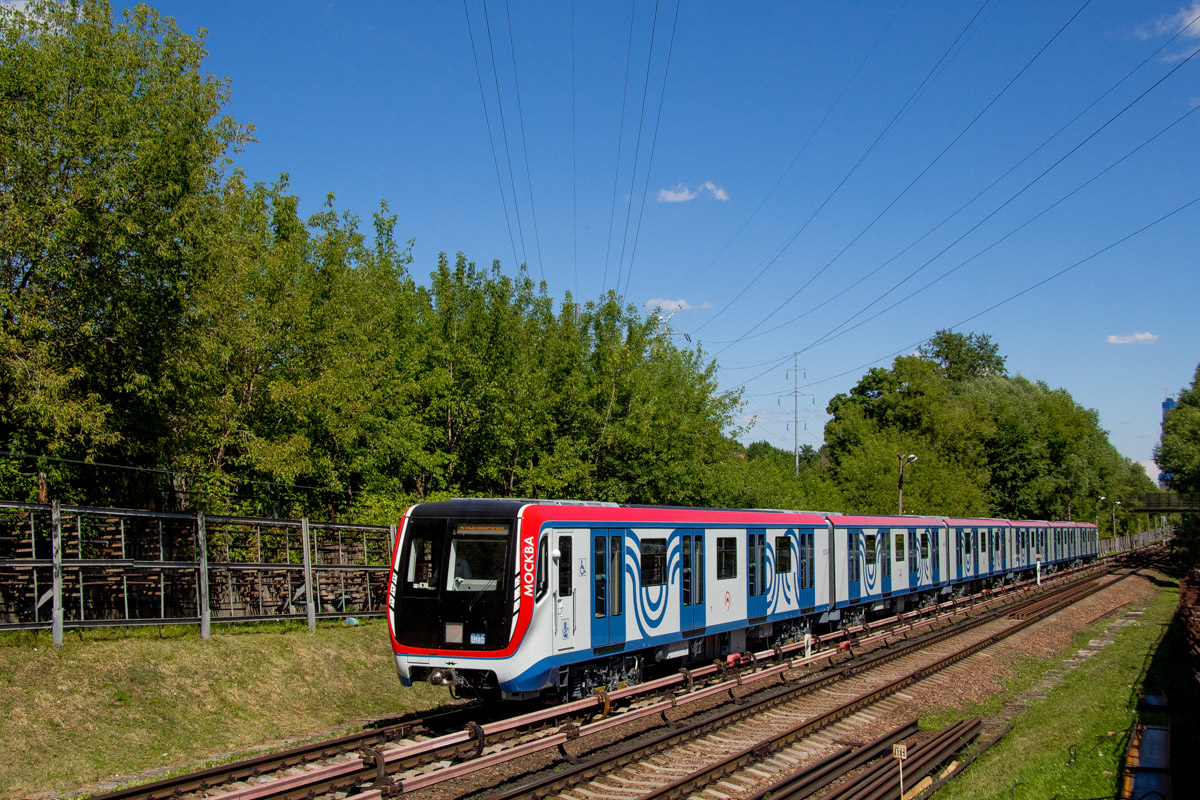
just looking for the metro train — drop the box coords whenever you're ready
[385,499,1099,701]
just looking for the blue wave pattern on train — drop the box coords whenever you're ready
[386,499,1099,701]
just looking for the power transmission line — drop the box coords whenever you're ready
[712,0,1095,355]
[482,0,530,267]
[690,0,996,337]
[613,0,664,296]
[718,2,1200,350]
[673,0,909,299]
[784,192,1200,395]
[463,0,521,270]
[622,0,681,300]
[602,0,640,291]
[503,0,546,281]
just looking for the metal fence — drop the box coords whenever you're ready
[1098,528,1169,555]
[0,500,396,646]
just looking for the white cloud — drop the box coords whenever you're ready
[657,181,730,203]
[1106,331,1160,345]
[701,181,730,201]
[658,184,698,203]
[645,297,712,313]
[1138,2,1200,58]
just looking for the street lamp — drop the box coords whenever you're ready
[1113,500,1121,539]
[897,454,917,515]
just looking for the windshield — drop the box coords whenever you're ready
[446,523,509,592]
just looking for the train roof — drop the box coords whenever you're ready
[408,498,829,527]
[943,517,1010,526]
[823,513,944,527]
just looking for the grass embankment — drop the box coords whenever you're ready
[0,620,448,799]
[927,582,1180,799]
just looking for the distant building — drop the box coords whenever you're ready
[1159,397,1177,489]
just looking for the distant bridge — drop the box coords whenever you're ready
[1124,492,1200,513]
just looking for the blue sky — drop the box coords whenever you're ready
[108,0,1200,478]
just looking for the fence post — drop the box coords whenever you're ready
[51,500,63,648]
[197,512,211,640]
[301,518,316,633]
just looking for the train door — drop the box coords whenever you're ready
[908,528,920,590]
[879,529,892,595]
[954,530,964,581]
[929,528,941,585]
[847,529,861,602]
[591,530,625,649]
[679,530,705,632]
[969,527,979,578]
[748,529,768,619]
[554,530,579,652]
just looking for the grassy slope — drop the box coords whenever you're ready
[0,620,448,799]
[930,584,1178,799]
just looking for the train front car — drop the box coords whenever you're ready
[387,499,535,700]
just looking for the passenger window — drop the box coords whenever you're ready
[610,535,623,617]
[594,537,606,619]
[558,537,572,597]
[717,537,737,579]
[775,535,792,574]
[640,538,667,586]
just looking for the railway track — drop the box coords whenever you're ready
[478,567,1134,800]
[83,553,1151,800]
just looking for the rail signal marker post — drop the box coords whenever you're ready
[893,743,907,798]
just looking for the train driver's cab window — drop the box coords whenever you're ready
[536,536,549,600]
[641,538,667,586]
[717,537,737,579]
[405,532,440,591]
[775,536,792,574]
[447,523,509,592]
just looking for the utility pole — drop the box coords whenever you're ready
[897,454,918,515]
[787,354,812,476]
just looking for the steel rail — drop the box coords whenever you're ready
[84,556,1130,800]
[481,562,1132,800]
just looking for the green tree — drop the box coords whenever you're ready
[1156,363,1200,498]
[917,329,1007,382]
[0,0,250,504]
